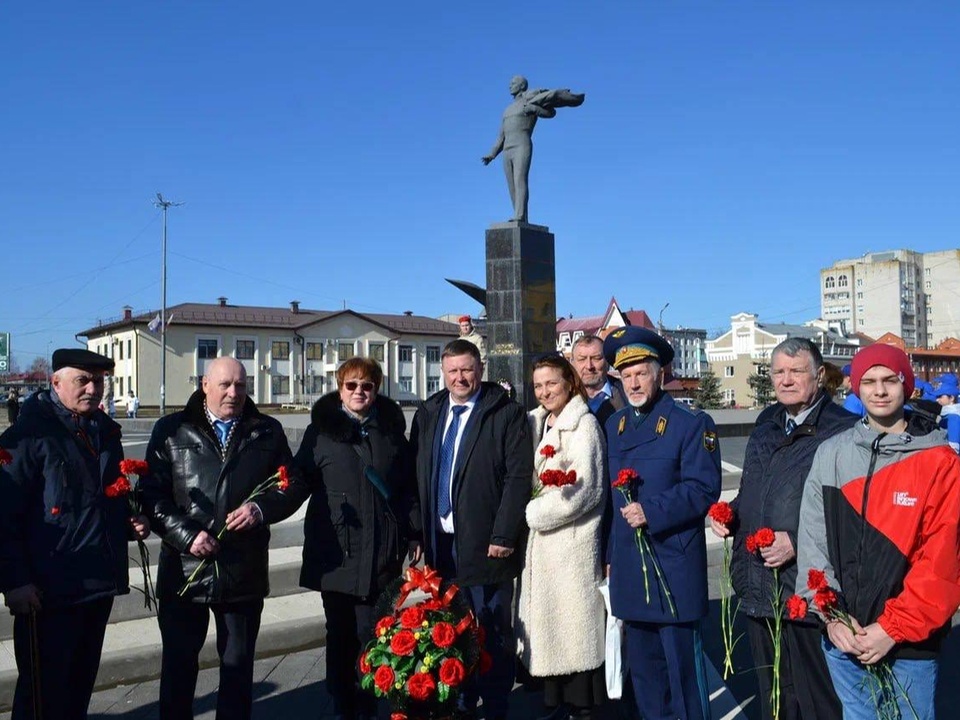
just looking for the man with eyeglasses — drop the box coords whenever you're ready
[144,356,304,720]
[0,348,150,719]
[711,338,856,719]
[798,343,960,719]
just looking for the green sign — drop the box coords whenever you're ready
[0,332,8,373]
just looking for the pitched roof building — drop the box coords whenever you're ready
[78,299,458,408]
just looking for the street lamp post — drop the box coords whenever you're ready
[658,302,670,335]
[154,193,183,414]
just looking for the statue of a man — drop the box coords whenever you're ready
[482,76,585,223]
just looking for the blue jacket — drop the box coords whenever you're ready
[0,391,130,607]
[605,392,721,623]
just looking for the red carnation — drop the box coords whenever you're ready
[391,714,408,720]
[553,470,577,488]
[479,650,493,675]
[400,606,426,629]
[813,589,838,614]
[439,657,466,687]
[119,459,149,476]
[421,598,443,611]
[745,534,758,553]
[752,527,775,549]
[105,476,132,498]
[785,595,808,621]
[50,506,60,516]
[708,501,734,526]
[431,622,456,649]
[277,465,290,491]
[807,569,828,592]
[613,468,638,488]
[390,629,418,656]
[375,616,395,637]
[407,671,436,701]
[374,665,395,693]
[358,651,372,674]
[540,445,556,458]
[0,448,12,465]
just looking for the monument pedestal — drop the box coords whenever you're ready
[485,222,557,409]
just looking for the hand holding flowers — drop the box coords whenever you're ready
[709,501,740,679]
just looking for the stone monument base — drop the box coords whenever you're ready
[485,222,557,409]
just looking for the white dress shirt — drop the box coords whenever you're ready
[439,389,481,534]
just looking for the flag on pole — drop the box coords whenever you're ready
[147,314,161,333]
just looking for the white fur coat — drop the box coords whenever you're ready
[516,394,607,676]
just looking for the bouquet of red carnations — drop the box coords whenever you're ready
[360,565,488,720]
[105,459,156,610]
[708,501,740,679]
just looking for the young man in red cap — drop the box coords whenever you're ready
[797,344,960,719]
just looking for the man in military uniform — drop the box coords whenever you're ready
[603,327,721,720]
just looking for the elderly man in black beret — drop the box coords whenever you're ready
[0,348,150,719]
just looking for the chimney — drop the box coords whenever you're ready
[218,297,228,307]
[122,305,133,321]
[290,300,300,314]
[403,310,413,316]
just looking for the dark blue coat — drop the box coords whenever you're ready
[0,391,130,607]
[605,392,721,623]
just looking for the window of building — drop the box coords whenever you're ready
[337,342,355,362]
[246,379,255,397]
[427,377,441,394]
[236,340,255,359]
[426,346,441,363]
[118,342,124,360]
[724,366,734,378]
[271,375,290,395]
[117,377,124,395]
[838,275,848,288]
[857,292,863,300]
[925,267,931,276]
[127,376,133,394]
[272,341,290,359]
[306,376,323,394]
[857,305,864,314]
[856,278,863,287]
[399,375,413,393]
[369,343,385,362]
[305,342,323,360]
[197,339,218,359]
[824,276,835,288]
[925,280,932,290]
[399,345,413,362]
[127,339,132,359]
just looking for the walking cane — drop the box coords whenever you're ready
[28,609,42,720]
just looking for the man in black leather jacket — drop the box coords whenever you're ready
[0,348,150,720]
[144,357,303,720]
[711,338,857,720]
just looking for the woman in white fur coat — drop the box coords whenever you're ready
[517,355,608,720]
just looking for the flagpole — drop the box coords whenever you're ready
[154,193,183,415]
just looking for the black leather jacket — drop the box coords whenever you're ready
[144,391,303,603]
[0,391,130,607]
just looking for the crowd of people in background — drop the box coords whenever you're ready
[0,326,957,720]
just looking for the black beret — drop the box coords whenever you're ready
[52,348,115,373]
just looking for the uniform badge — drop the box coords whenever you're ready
[618,416,626,435]
[703,430,717,452]
[655,416,667,436]
[611,328,626,338]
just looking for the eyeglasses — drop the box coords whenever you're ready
[344,381,376,392]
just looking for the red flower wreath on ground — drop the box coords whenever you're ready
[375,616,395,636]
[358,651,372,674]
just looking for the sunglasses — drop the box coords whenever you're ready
[344,381,376,392]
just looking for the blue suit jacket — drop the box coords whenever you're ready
[605,392,722,623]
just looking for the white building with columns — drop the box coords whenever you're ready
[78,299,458,408]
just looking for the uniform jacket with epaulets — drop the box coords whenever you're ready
[605,391,722,623]
[143,391,303,603]
[731,393,858,618]
[0,390,131,607]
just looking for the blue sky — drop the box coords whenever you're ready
[3,1,959,367]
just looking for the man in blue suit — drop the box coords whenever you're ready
[603,327,722,720]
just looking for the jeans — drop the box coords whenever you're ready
[822,637,937,720]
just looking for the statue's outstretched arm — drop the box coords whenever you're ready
[482,127,505,165]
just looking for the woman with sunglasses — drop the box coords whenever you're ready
[517,355,608,720]
[294,357,421,720]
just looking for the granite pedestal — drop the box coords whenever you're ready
[485,222,557,409]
